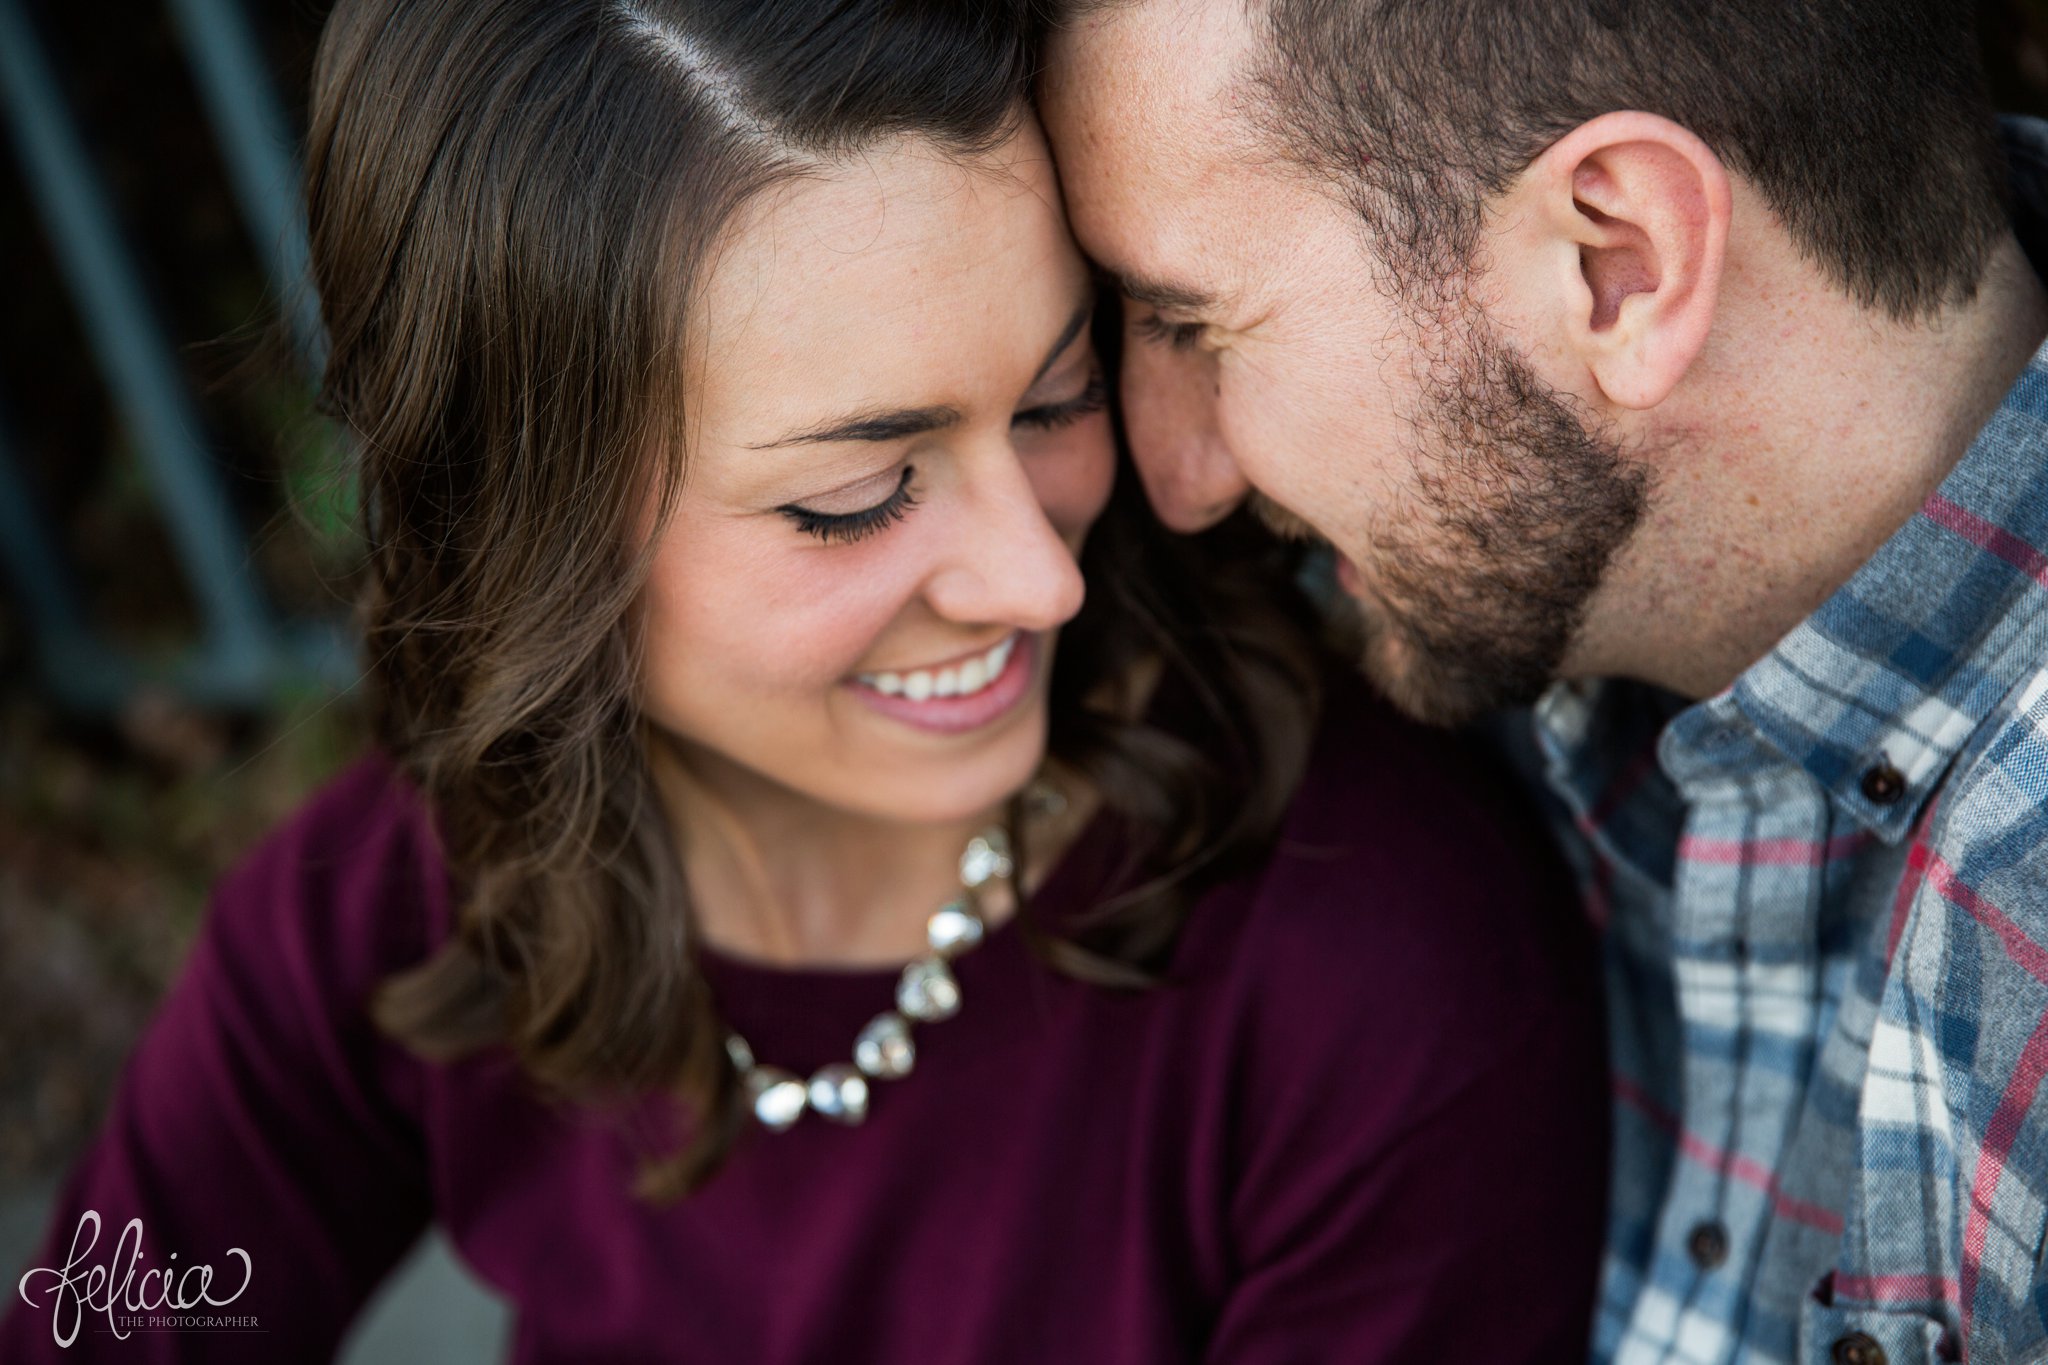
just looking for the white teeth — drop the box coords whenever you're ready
[858,633,1021,703]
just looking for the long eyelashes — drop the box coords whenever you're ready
[1132,312,1204,352]
[779,372,1107,545]
[1013,371,1108,430]
[779,467,920,544]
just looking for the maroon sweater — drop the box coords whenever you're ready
[3,689,1607,1362]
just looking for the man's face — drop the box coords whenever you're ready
[1042,0,1648,724]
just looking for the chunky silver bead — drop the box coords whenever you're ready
[1025,778,1066,816]
[806,1064,871,1125]
[725,1034,756,1072]
[896,955,961,1021]
[853,1011,916,1079]
[746,1066,807,1132]
[927,899,986,957]
[958,830,1013,889]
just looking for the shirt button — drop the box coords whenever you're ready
[1831,1333,1887,1365]
[1685,1220,1729,1269]
[1859,762,1907,805]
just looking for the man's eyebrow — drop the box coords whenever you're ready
[747,297,1095,450]
[1112,272,1218,313]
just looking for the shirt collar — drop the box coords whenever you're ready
[1543,116,2048,843]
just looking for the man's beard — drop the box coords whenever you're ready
[1262,302,1650,727]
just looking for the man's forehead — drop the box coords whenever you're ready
[1041,1,1280,321]
[1043,0,1262,162]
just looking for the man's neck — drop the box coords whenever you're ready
[1577,230,2048,701]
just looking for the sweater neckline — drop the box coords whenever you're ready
[692,804,1113,990]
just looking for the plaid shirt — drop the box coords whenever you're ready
[1536,119,2048,1365]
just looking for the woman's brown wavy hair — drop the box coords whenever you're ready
[306,0,1324,1198]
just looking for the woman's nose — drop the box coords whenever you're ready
[922,447,1087,632]
[1120,329,1249,534]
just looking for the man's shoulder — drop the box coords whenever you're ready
[1887,660,2048,1139]
[1877,663,2048,1363]
[1914,661,2048,945]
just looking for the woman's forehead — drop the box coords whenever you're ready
[683,131,1091,440]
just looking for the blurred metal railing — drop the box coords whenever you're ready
[0,0,349,712]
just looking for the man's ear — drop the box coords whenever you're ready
[1501,110,1731,411]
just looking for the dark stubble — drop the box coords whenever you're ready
[1264,300,1651,727]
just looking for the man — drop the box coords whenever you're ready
[1034,1,2048,1362]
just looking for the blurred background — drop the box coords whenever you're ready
[4,1,2048,1359]
[0,0,490,1355]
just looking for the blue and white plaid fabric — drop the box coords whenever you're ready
[1534,118,2048,1365]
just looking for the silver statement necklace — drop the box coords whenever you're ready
[723,823,1017,1131]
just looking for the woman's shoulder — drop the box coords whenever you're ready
[1147,678,1610,1357]
[1178,669,1598,1082]
[205,750,450,1005]
[1255,672,1577,928]
[1277,670,1562,880]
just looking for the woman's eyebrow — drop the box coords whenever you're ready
[747,298,1095,450]
[1027,298,1094,388]
[748,404,962,449]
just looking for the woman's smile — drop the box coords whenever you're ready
[846,630,1038,735]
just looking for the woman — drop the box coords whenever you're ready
[1,1,1607,1360]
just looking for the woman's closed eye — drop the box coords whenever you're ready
[778,466,919,544]
[775,368,1104,544]
[1014,370,1108,430]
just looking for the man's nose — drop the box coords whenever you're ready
[1120,328,1249,534]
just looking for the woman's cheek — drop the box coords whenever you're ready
[645,523,902,702]
[755,536,935,681]
[1033,417,1118,542]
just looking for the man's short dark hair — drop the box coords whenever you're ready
[1054,0,2010,318]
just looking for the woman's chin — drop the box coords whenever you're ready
[827,703,1050,829]
[818,630,1060,824]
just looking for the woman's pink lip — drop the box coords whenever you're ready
[1335,552,1365,596]
[845,632,1039,736]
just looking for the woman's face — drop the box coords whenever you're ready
[640,122,1115,827]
